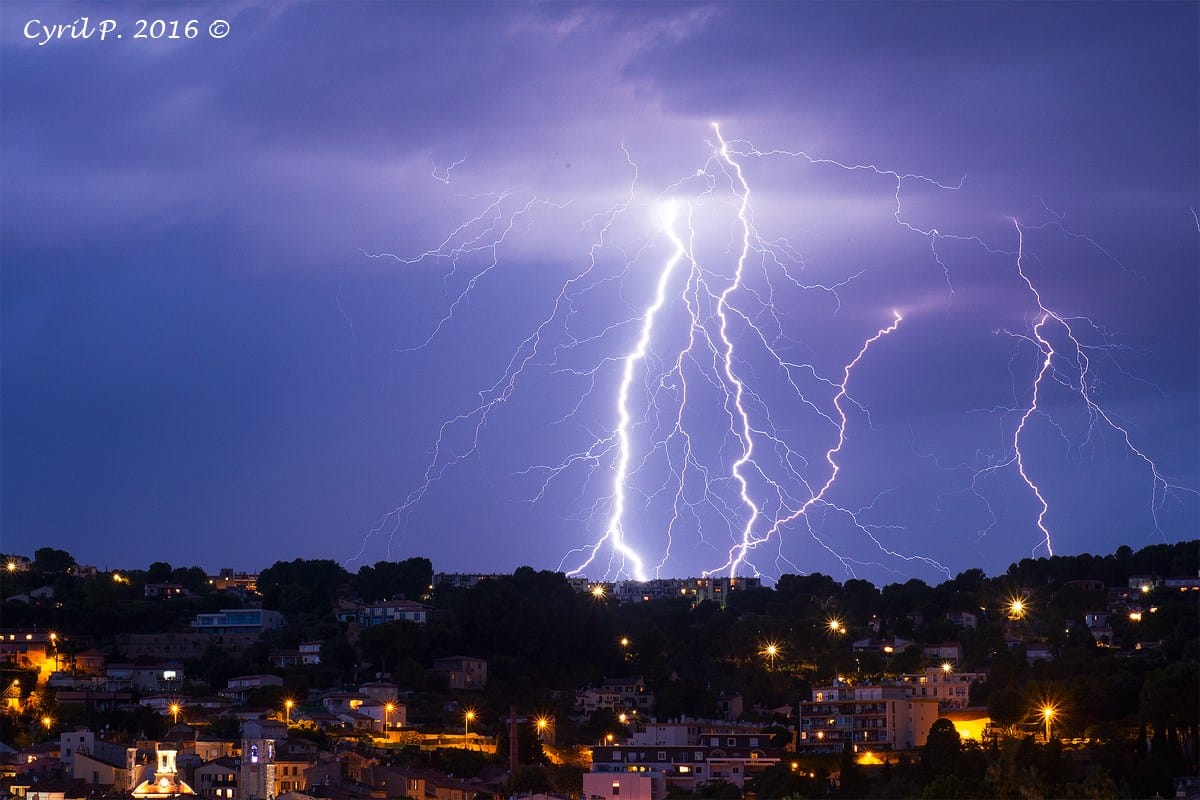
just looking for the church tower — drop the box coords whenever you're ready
[239,738,277,800]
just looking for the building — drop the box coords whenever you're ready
[946,611,977,630]
[335,599,431,627]
[193,757,238,800]
[191,609,284,636]
[583,770,664,800]
[921,643,963,663]
[145,584,188,599]
[899,667,985,710]
[299,642,322,665]
[220,674,284,704]
[1165,575,1200,593]
[577,676,653,715]
[433,573,504,590]
[240,738,277,800]
[210,570,258,594]
[430,657,487,691]
[587,743,776,795]
[797,683,941,752]
[610,577,762,605]
[130,745,196,799]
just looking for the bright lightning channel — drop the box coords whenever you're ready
[351,126,1192,583]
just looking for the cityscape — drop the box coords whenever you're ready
[1,540,1197,799]
[3,3,1197,800]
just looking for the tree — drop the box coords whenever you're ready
[354,558,433,603]
[922,718,961,778]
[33,548,75,575]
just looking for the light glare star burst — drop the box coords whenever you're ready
[350,125,1192,581]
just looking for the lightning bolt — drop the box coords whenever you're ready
[350,126,1194,582]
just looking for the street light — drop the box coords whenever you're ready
[169,703,181,725]
[384,702,395,733]
[1040,704,1056,744]
[535,716,550,740]
[827,618,845,634]
[41,715,53,731]
[464,709,476,738]
[941,662,953,674]
[1007,596,1027,620]
[284,699,294,725]
[761,641,781,666]
[591,585,605,599]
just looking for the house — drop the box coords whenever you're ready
[58,730,94,770]
[946,611,977,630]
[220,674,283,703]
[851,637,911,655]
[275,753,319,795]
[921,642,963,662]
[242,719,288,741]
[73,748,134,792]
[191,609,284,636]
[1128,575,1160,594]
[321,691,365,714]
[210,570,258,594]
[356,700,407,732]
[900,667,986,710]
[145,584,188,599]
[1063,579,1105,592]
[299,642,322,665]
[430,657,487,691]
[193,757,238,800]
[577,676,653,715]
[1165,575,1200,593]
[335,596,435,626]
[358,681,400,703]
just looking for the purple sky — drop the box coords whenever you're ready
[3,2,1197,585]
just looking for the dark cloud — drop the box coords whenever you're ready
[2,2,1195,581]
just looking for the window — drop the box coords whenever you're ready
[612,781,621,796]
[657,751,667,761]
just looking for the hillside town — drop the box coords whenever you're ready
[0,541,1196,799]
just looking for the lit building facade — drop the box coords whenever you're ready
[797,684,940,753]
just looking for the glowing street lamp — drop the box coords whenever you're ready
[284,698,294,725]
[605,733,615,744]
[941,662,953,674]
[591,585,606,599]
[464,709,476,738]
[761,641,781,666]
[41,715,53,731]
[169,703,181,725]
[5,561,15,573]
[535,716,550,740]
[1040,704,1056,744]
[384,702,395,732]
[1007,596,1027,620]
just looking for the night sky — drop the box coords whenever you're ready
[2,2,1197,585]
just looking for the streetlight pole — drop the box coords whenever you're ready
[1041,706,1054,744]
